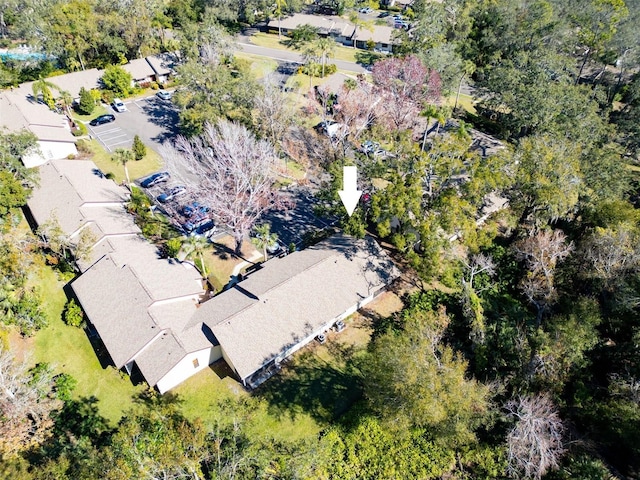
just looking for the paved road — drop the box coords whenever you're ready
[237,42,368,74]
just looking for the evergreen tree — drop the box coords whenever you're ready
[132,135,146,161]
[78,87,94,115]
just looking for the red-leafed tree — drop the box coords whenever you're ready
[371,55,442,131]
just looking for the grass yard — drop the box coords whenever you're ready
[235,52,278,79]
[71,104,108,123]
[250,32,358,64]
[80,138,163,183]
[445,92,477,114]
[27,261,146,425]
[202,235,261,292]
[256,290,404,424]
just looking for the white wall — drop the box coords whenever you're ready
[22,141,77,168]
[155,345,222,393]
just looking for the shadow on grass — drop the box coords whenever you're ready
[255,349,363,424]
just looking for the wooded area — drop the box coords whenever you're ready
[1,0,640,478]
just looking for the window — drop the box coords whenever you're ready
[192,358,199,368]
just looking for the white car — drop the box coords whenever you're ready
[112,98,126,112]
[359,7,373,14]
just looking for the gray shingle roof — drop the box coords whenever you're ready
[133,330,187,386]
[71,256,160,367]
[203,235,399,381]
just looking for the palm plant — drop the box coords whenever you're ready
[252,224,279,261]
[111,148,134,188]
[181,235,209,278]
[315,37,336,78]
[56,90,74,118]
[32,77,59,110]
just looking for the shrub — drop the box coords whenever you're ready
[101,64,133,97]
[101,89,115,105]
[165,237,182,258]
[77,87,95,115]
[71,122,88,137]
[132,135,146,161]
[76,139,92,154]
[63,299,84,327]
[54,373,77,401]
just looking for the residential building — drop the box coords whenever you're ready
[28,159,399,394]
[266,13,397,51]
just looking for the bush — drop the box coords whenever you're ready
[132,135,146,161]
[71,122,88,137]
[63,299,84,327]
[165,238,182,258]
[101,64,133,98]
[54,373,77,401]
[101,89,115,105]
[76,139,92,154]
[77,87,95,115]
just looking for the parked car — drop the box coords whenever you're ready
[181,202,209,218]
[157,185,187,203]
[112,98,126,112]
[359,7,373,13]
[89,114,115,126]
[156,90,172,101]
[140,171,169,188]
[183,218,216,236]
[315,120,346,139]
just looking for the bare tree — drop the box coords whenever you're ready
[513,229,574,326]
[581,225,640,290]
[506,393,565,479]
[333,79,382,142]
[0,348,60,457]
[163,121,284,254]
[253,75,295,151]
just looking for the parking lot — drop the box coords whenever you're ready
[87,93,179,153]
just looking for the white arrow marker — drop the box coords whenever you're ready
[338,165,362,217]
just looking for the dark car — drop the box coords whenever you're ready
[140,171,169,188]
[181,202,209,218]
[89,114,116,126]
[157,185,187,203]
[183,219,216,236]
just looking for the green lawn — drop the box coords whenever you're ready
[445,92,477,114]
[71,104,108,123]
[250,32,358,64]
[32,263,145,425]
[235,52,279,79]
[82,138,163,183]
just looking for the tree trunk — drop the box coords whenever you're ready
[576,49,590,85]
[234,234,243,256]
[454,73,466,111]
[124,165,131,190]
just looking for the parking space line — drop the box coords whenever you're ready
[107,139,133,148]
[101,132,127,141]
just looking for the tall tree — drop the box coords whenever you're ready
[0,348,60,458]
[506,393,565,479]
[362,304,490,446]
[111,148,134,187]
[251,223,278,261]
[31,77,59,110]
[513,229,574,326]
[181,234,209,279]
[372,55,442,131]
[163,121,283,254]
